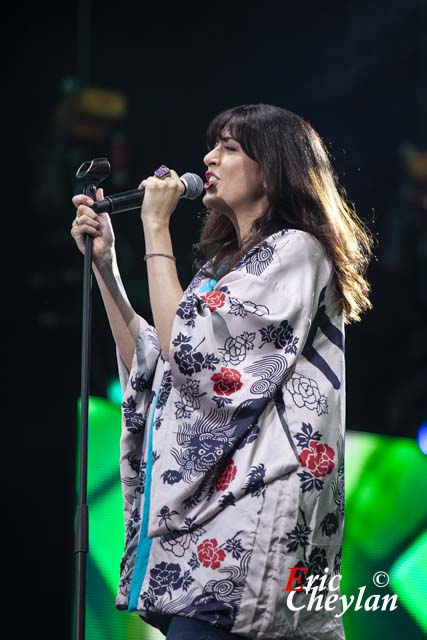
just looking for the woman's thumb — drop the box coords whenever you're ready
[96,187,104,201]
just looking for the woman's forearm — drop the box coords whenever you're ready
[142,221,184,361]
[92,254,142,372]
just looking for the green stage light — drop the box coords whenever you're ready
[343,431,383,500]
[345,436,427,559]
[106,376,123,406]
[77,397,123,590]
[77,397,122,496]
[390,530,427,634]
[76,396,163,639]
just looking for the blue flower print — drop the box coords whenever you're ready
[176,296,198,328]
[157,370,172,409]
[243,463,266,498]
[173,339,220,377]
[174,342,205,376]
[259,319,299,354]
[224,533,245,560]
[320,512,339,537]
[285,508,312,555]
[122,396,146,433]
[149,561,184,597]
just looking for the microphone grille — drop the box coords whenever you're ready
[180,173,204,200]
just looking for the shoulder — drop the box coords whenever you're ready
[268,228,328,255]
[281,229,331,266]
[250,228,332,278]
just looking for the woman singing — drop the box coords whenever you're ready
[71,104,374,640]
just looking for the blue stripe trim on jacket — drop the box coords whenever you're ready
[128,390,159,611]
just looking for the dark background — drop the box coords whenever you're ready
[6,0,426,637]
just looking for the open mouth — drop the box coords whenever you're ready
[204,174,220,190]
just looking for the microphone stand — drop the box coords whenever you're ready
[73,158,110,640]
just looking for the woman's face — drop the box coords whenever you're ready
[202,131,266,214]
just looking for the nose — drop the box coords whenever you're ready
[203,144,220,167]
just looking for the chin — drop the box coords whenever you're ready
[201,197,238,235]
[203,192,219,208]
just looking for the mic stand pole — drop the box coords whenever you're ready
[73,158,110,640]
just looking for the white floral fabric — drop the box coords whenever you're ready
[115,228,346,639]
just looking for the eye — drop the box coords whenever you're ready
[224,145,238,151]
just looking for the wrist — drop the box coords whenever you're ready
[142,222,174,258]
[93,249,116,272]
[144,252,176,263]
[142,217,170,233]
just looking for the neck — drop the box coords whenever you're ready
[207,195,269,248]
[234,198,270,245]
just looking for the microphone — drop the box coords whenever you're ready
[91,172,204,215]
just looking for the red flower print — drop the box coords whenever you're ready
[300,440,335,478]
[211,368,242,396]
[215,459,237,491]
[200,290,226,311]
[197,538,226,569]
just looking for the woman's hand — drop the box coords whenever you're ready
[139,169,185,228]
[70,188,115,265]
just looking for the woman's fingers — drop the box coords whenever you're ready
[77,215,99,229]
[138,176,159,189]
[169,169,183,186]
[71,223,99,237]
[72,188,103,209]
[76,204,99,225]
[70,191,109,257]
[138,171,184,195]
[72,194,94,208]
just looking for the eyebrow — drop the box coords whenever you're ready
[219,135,239,143]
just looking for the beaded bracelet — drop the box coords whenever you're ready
[144,253,176,263]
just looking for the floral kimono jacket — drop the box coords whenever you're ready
[115,228,346,639]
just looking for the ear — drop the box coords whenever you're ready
[260,170,267,192]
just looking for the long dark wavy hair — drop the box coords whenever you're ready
[193,103,376,324]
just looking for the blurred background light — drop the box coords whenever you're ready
[390,530,427,635]
[106,376,123,406]
[417,421,427,455]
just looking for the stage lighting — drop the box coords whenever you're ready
[106,376,122,406]
[417,421,427,455]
